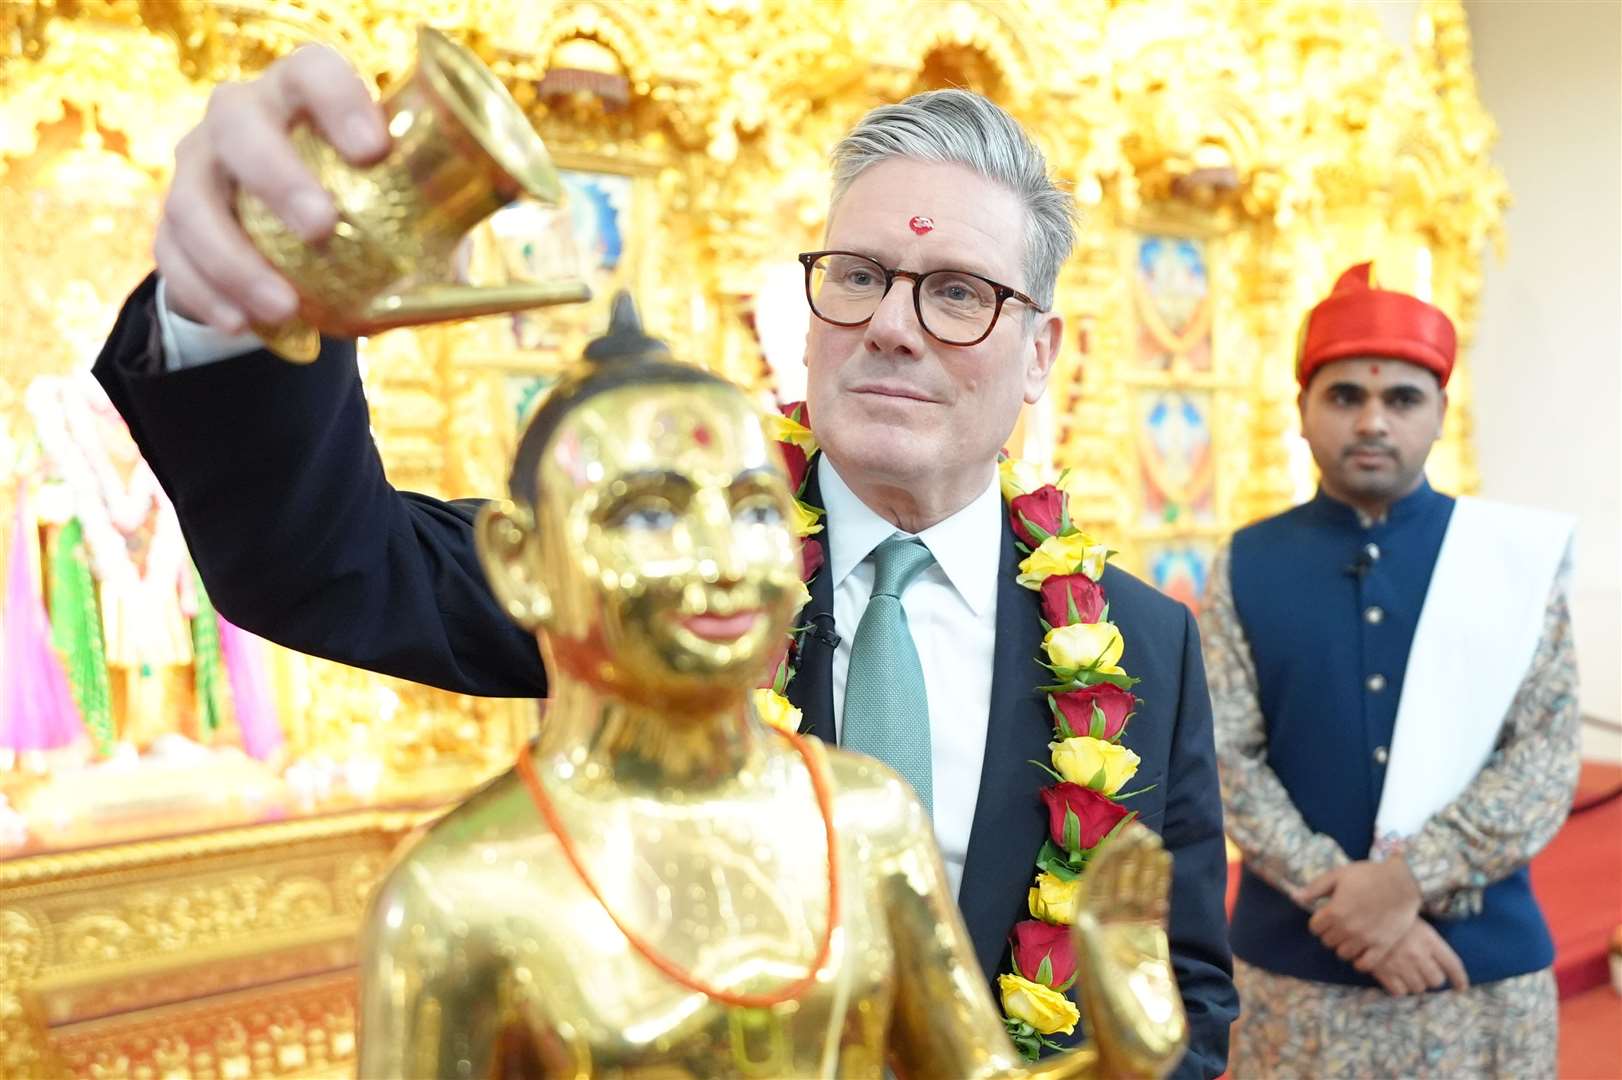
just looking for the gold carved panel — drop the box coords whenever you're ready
[0,811,432,1078]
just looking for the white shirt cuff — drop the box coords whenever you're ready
[155,277,265,372]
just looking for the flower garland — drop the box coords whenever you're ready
[756,403,1144,1061]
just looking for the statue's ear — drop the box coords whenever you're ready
[474,500,551,631]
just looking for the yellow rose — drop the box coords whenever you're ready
[762,411,818,454]
[1016,532,1107,588]
[1043,622,1125,674]
[788,576,812,615]
[1027,871,1083,925]
[1050,735,1141,795]
[752,689,802,734]
[999,456,1044,502]
[790,498,824,537]
[998,973,1080,1036]
[1082,546,1109,580]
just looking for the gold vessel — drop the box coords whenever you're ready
[238,26,590,362]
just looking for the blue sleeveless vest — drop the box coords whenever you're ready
[1227,481,1554,986]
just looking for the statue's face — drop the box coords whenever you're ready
[531,381,802,707]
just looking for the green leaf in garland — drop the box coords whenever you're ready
[1088,763,1109,790]
[1062,807,1082,852]
[1027,757,1065,783]
[1035,954,1054,987]
[1019,512,1053,543]
[1088,702,1108,739]
[1036,839,1084,879]
[1066,587,1081,625]
[1005,1017,1041,1062]
[1049,695,1077,740]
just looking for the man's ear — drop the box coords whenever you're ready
[1022,311,1064,405]
[474,500,552,631]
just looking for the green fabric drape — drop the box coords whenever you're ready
[48,518,114,755]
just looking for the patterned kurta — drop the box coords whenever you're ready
[1202,540,1579,1079]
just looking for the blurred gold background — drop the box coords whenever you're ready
[0,1,1506,1075]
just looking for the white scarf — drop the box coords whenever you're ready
[1373,496,1574,843]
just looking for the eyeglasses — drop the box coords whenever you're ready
[798,250,1045,347]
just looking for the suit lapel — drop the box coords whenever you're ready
[956,521,1051,980]
[786,464,836,742]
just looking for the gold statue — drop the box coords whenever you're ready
[357,297,1187,1077]
[237,27,592,362]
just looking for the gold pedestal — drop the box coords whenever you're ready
[0,809,442,1078]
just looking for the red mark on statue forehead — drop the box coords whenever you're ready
[1370,363,1381,375]
[908,215,934,235]
[692,423,712,447]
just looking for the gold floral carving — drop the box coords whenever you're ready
[0,811,430,1077]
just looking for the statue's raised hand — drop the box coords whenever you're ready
[1070,823,1188,1079]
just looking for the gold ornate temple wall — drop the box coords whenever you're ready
[0,1,1506,1075]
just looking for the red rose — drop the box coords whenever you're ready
[777,401,813,492]
[1040,573,1105,627]
[1053,683,1135,740]
[800,537,825,580]
[1008,484,1065,546]
[1042,782,1129,852]
[780,442,810,493]
[1010,918,1077,989]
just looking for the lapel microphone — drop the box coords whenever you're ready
[807,612,841,648]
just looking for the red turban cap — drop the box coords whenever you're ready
[1298,263,1456,387]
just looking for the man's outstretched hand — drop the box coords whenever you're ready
[156,45,390,334]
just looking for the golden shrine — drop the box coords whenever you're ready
[0,1,1505,1076]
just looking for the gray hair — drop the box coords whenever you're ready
[828,89,1077,312]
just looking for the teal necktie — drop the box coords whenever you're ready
[842,534,936,816]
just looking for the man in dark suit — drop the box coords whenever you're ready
[95,48,1236,1075]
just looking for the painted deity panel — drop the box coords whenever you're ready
[1133,235,1213,374]
[1143,541,1215,615]
[1136,388,1216,529]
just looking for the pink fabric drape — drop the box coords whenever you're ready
[216,613,283,762]
[2,488,84,751]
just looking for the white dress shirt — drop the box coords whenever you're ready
[155,278,265,371]
[819,456,1000,900]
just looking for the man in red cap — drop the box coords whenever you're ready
[1199,262,1580,1075]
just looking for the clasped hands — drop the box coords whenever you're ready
[1291,858,1469,998]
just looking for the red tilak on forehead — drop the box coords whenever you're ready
[692,423,712,447]
[1370,364,1381,375]
[908,215,934,235]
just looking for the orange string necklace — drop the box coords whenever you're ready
[515,730,841,1009]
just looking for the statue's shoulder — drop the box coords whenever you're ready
[371,770,536,895]
[817,742,933,848]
